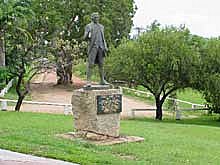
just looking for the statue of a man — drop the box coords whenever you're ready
[84,12,109,87]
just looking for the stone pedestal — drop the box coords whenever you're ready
[71,87,122,138]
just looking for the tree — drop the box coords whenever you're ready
[3,0,136,109]
[0,0,33,67]
[52,38,86,84]
[0,0,8,67]
[4,0,53,111]
[106,25,199,120]
[195,38,220,113]
[30,0,136,84]
[7,27,53,111]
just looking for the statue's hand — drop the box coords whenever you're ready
[88,32,91,39]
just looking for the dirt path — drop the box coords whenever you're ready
[15,72,156,118]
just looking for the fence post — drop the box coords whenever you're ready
[64,105,68,115]
[1,100,7,111]
[131,110,135,118]
[64,105,72,115]
[176,110,181,120]
[174,100,181,120]
[68,105,72,115]
[192,104,196,110]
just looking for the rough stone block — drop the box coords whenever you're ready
[72,88,122,137]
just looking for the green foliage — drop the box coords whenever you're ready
[0,0,33,33]
[2,0,34,74]
[107,26,199,90]
[105,39,139,83]
[202,74,220,112]
[28,0,136,84]
[0,67,7,89]
[106,24,199,119]
[2,1,55,110]
[0,0,33,67]
[193,38,220,113]
[0,67,7,79]
[30,0,136,45]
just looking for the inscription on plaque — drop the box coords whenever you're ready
[97,94,122,114]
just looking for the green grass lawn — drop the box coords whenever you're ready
[177,88,205,105]
[0,111,220,164]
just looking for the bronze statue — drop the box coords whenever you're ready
[83,12,109,87]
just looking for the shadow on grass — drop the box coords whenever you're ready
[129,114,220,128]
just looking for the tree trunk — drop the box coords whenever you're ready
[15,95,25,111]
[55,49,73,85]
[155,97,163,120]
[15,70,26,112]
[56,67,64,84]
[56,64,72,85]
[0,31,5,67]
[66,64,73,84]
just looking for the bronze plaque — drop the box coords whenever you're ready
[97,94,122,114]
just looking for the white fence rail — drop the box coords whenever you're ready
[122,87,206,108]
[0,79,72,114]
[0,98,72,115]
[0,85,206,118]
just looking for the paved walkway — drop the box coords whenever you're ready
[0,149,78,165]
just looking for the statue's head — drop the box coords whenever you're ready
[91,12,99,23]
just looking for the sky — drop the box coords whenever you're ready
[133,0,220,38]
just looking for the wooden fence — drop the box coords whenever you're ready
[123,87,208,119]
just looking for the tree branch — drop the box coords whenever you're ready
[159,80,169,97]
[161,86,179,104]
[66,15,76,33]
[141,83,155,95]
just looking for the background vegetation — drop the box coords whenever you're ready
[0,0,136,110]
[105,23,220,120]
[1,1,220,119]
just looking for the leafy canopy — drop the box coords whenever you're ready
[106,24,199,119]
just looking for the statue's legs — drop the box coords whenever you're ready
[97,48,109,85]
[85,47,97,87]
[86,62,93,86]
[98,64,108,85]
[86,47,109,87]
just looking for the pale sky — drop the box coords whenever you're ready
[133,0,220,37]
